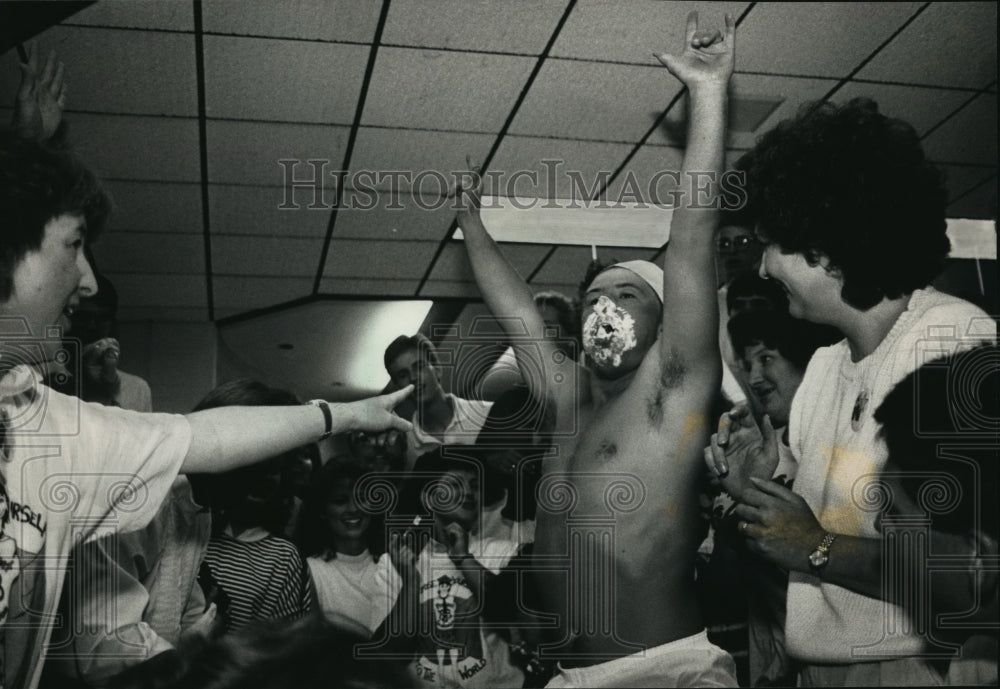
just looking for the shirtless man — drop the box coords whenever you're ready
[457,13,737,687]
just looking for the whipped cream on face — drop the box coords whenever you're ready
[582,295,638,368]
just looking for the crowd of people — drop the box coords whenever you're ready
[1,14,996,689]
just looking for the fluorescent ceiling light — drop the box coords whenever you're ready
[456,196,996,260]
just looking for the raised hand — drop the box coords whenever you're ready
[388,531,421,585]
[655,11,735,87]
[346,386,414,434]
[13,45,66,141]
[704,403,780,500]
[442,521,471,562]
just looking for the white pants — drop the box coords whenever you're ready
[544,630,738,688]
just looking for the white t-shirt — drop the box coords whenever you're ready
[405,395,494,470]
[1,366,190,689]
[308,550,401,635]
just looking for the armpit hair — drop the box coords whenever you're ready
[647,349,687,424]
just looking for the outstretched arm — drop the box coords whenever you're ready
[180,387,412,473]
[655,12,734,374]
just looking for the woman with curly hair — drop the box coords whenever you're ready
[707,98,995,686]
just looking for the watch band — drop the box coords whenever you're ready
[308,399,333,440]
[816,532,837,555]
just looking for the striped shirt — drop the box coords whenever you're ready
[202,531,314,633]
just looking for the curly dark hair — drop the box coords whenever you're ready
[735,98,950,310]
[0,127,111,301]
[728,309,842,372]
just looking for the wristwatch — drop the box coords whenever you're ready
[808,532,837,574]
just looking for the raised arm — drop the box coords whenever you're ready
[180,387,412,474]
[654,12,734,372]
[456,178,577,416]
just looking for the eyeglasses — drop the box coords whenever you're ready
[717,235,757,252]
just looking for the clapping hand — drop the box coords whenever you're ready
[704,403,780,500]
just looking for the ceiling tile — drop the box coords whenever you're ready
[362,47,536,131]
[602,144,684,205]
[349,127,495,193]
[487,137,636,200]
[0,27,197,116]
[104,274,207,308]
[204,36,369,123]
[921,93,997,165]
[647,73,832,148]
[737,2,923,78]
[551,1,748,65]
[205,120,350,186]
[834,82,973,136]
[510,60,681,142]
[209,184,331,239]
[116,306,209,323]
[334,190,456,242]
[201,0,382,42]
[71,114,201,182]
[322,239,441,279]
[69,1,195,30]
[418,281,482,298]
[855,2,998,88]
[212,236,324,276]
[102,181,203,234]
[947,177,997,220]
[319,277,421,296]
[939,165,998,205]
[213,276,313,309]
[426,242,550,283]
[382,0,569,55]
[530,245,654,284]
[93,232,206,274]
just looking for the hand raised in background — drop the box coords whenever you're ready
[13,44,66,141]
